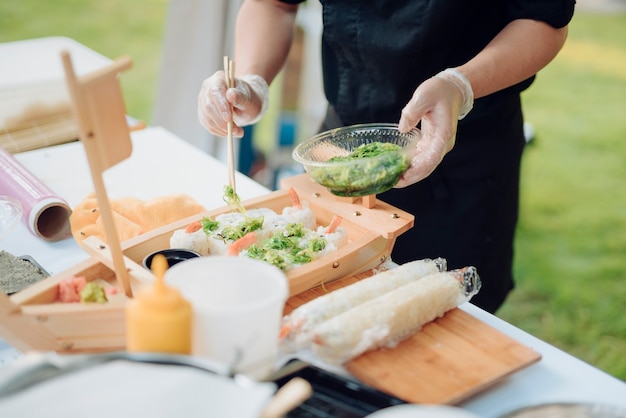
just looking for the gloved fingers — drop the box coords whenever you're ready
[198,70,242,136]
[398,76,463,133]
[230,75,269,127]
[395,126,455,187]
[395,77,461,187]
[198,72,269,138]
[434,68,474,119]
[227,81,261,129]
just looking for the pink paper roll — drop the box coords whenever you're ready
[0,146,72,241]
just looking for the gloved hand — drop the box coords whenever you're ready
[395,68,473,187]
[197,71,269,137]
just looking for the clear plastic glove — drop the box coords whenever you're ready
[197,71,269,137]
[395,68,473,187]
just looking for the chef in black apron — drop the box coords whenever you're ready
[197,0,575,313]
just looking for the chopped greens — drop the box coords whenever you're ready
[284,223,306,238]
[308,141,410,197]
[201,217,220,234]
[244,223,329,270]
[223,185,246,214]
[328,142,403,162]
[218,216,264,241]
[192,185,340,271]
[199,215,264,242]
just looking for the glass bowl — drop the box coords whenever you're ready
[0,196,22,241]
[292,123,420,197]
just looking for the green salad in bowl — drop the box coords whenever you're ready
[292,123,420,197]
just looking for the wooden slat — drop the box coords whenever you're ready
[0,111,78,154]
[281,175,414,240]
[0,292,59,352]
[62,51,134,297]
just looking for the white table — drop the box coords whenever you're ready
[2,127,625,418]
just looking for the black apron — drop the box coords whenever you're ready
[317,0,527,313]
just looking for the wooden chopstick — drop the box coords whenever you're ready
[224,56,236,195]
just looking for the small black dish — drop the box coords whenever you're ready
[142,249,201,270]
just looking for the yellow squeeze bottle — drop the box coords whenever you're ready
[125,254,192,354]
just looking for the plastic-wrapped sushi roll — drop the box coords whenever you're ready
[279,258,447,353]
[309,266,481,364]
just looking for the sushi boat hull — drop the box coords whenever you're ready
[0,174,414,354]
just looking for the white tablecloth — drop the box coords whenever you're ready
[1,126,625,418]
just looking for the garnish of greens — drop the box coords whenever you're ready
[198,216,329,270]
[308,141,410,197]
[218,185,264,240]
[223,185,246,214]
[245,222,328,270]
[220,217,264,241]
[201,215,264,242]
[213,186,329,270]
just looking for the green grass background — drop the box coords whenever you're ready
[0,0,168,123]
[2,2,625,380]
[499,12,626,380]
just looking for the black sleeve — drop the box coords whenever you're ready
[508,0,576,28]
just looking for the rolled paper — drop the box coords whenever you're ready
[0,146,72,241]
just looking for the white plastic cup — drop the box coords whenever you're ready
[165,256,289,380]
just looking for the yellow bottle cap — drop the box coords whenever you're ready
[139,253,189,311]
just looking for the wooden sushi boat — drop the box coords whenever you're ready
[0,52,414,355]
[0,174,413,354]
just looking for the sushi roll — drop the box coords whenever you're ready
[169,222,211,255]
[310,267,481,364]
[260,214,292,240]
[316,216,348,249]
[279,258,447,353]
[282,188,316,229]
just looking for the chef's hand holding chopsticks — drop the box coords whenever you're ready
[197,71,269,137]
[395,68,474,188]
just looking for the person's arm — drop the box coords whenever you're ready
[234,0,299,84]
[458,19,568,99]
[198,0,298,137]
[396,19,569,187]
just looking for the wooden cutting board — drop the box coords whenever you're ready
[284,270,541,405]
